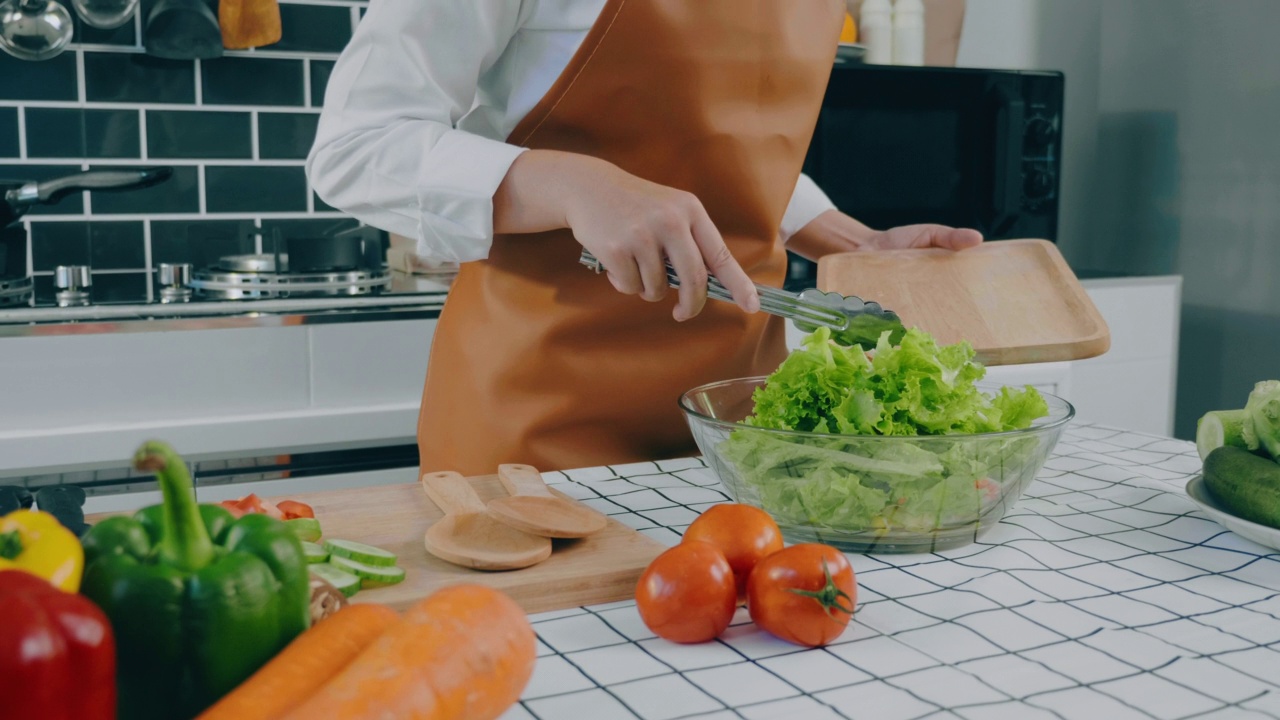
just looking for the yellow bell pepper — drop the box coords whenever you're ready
[0,509,83,592]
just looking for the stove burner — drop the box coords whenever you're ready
[189,267,391,300]
[0,276,32,308]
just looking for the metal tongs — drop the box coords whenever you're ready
[578,250,906,347]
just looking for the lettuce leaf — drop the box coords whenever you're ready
[719,327,1052,532]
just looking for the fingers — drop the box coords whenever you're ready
[634,243,669,303]
[601,253,643,296]
[664,229,708,322]
[935,227,984,250]
[691,211,759,315]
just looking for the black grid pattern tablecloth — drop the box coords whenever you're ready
[501,425,1280,720]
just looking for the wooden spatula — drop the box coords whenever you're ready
[421,471,551,571]
[218,0,280,49]
[487,464,609,539]
[816,239,1110,366]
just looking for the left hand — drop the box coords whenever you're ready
[786,209,983,261]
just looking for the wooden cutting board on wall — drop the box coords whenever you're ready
[89,474,666,615]
[817,239,1110,366]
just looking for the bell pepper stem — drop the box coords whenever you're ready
[0,530,21,559]
[134,441,214,572]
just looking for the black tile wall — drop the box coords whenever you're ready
[310,60,335,107]
[203,58,305,107]
[84,53,196,104]
[206,166,308,212]
[31,221,146,270]
[0,165,87,215]
[4,4,364,280]
[0,52,77,101]
[147,111,252,159]
[73,14,138,46]
[26,109,142,159]
[258,113,320,160]
[152,219,256,267]
[0,109,18,158]
[269,4,353,53]
[89,165,200,214]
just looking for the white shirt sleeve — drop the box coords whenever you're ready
[306,0,529,264]
[779,173,838,243]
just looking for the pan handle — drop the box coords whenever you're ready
[11,167,174,206]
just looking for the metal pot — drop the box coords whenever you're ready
[1,167,173,227]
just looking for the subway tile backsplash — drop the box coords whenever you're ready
[0,2,363,303]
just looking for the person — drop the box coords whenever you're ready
[308,0,983,477]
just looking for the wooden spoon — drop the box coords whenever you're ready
[487,464,609,539]
[421,471,551,571]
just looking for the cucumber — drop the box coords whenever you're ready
[287,518,323,543]
[1197,409,1252,461]
[328,554,406,588]
[309,563,361,598]
[300,541,329,564]
[324,538,397,567]
[1204,446,1280,530]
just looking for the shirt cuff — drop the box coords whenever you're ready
[410,130,528,263]
[779,173,837,243]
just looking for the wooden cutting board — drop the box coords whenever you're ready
[89,475,666,615]
[817,239,1110,366]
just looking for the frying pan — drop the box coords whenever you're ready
[1,167,173,227]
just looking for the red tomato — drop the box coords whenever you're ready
[220,494,285,520]
[682,504,783,600]
[635,541,736,643]
[218,499,245,518]
[747,543,857,648]
[276,500,315,520]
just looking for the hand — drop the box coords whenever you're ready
[785,209,983,261]
[493,150,759,321]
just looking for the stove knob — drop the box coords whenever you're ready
[158,262,193,303]
[54,265,92,307]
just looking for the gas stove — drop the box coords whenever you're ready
[186,253,392,301]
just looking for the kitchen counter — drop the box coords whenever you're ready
[504,424,1280,720]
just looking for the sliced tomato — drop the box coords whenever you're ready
[222,493,285,520]
[218,499,246,518]
[276,500,315,520]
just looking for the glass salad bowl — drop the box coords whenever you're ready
[679,377,1074,554]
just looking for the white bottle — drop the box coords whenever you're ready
[892,0,925,66]
[859,0,894,65]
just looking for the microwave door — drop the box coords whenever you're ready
[802,66,1062,242]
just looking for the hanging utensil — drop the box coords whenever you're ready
[73,0,138,29]
[0,0,72,61]
[578,249,907,349]
[1,167,173,227]
[143,0,222,60]
[218,0,279,50]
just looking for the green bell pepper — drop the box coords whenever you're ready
[80,441,310,720]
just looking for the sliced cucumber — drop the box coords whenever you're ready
[309,563,361,598]
[324,538,397,567]
[329,554,406,588]
[300,541,329,564]
[287,518,323,543]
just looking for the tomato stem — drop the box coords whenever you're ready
[786,559,855,620]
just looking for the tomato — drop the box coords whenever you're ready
[747,543,857,648]
[683,504,783,600]
[276,500,315,520]
[635,541,736,643]
[218,494,285,520]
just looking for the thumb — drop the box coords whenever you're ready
[925,226,984,250]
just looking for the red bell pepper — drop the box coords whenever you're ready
[0,569,115,720]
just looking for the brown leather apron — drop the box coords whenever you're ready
[418,0,844,476]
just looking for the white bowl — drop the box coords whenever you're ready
[1185,474,1280,553]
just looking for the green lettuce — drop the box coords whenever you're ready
[719,327,1051,533]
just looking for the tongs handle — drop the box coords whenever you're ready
[578,250,852,332]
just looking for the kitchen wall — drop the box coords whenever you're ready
[0,1,363,303]
[959,0,1280,439]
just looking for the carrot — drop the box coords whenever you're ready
[196,603,399,720]
[281,584,536,720]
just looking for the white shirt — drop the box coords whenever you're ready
[307,0,838,264]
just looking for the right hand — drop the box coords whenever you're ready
[560,161,760,322]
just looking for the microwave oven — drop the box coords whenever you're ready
[787,62,1065,289]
